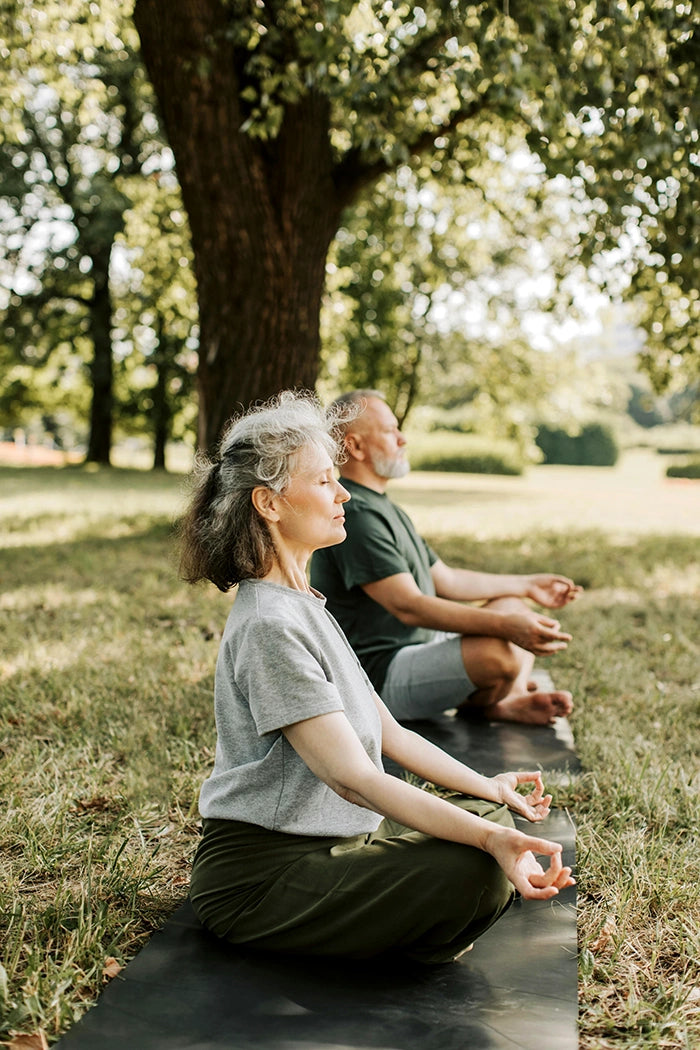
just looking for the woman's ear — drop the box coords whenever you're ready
[251,486,281,523]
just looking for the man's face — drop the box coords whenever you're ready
[354,397,409,480]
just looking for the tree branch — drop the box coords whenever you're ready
[333,97,484,208]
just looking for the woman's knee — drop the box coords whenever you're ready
[477,854,514,917]
[413,842,514,943]
[419,837,510,904]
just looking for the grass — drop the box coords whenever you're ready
[1,455,699,1048]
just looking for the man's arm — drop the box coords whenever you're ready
[362,572,571,656]
[430,560,582,609]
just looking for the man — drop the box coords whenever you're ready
[311,390,581,725]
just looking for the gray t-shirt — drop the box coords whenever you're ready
[199,579,384,837]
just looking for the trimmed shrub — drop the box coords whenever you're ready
[666,460,700,479]
[536,423,619,467]
[407,432,524,475]
[412,451,522,475]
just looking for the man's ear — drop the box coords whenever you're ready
[344,431,366,461]
[251,486,281,523]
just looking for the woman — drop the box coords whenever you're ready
[179,391,574,963]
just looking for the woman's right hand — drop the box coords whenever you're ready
[484,825,575,900]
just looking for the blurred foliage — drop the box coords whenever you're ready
[665,459,700,479]
[0,0,197,464]
[535,421,620,466]
[308,0,699,429]
[0,0,697,455]
[111,175,199,466]
[407,434,524,475]
[134,0,699,447]
[320,145,637,449]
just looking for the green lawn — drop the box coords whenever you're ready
[1,457,699,1048]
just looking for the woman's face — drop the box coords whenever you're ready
[272,442,350,556]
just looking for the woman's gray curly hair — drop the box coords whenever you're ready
[178,390,355,591]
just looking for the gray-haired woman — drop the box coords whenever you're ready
[180,391,574,963]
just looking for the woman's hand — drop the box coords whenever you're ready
[484,825,575,900]
[491,771,552,823]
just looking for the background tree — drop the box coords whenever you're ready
[0,0,170,463]
[320,127,629,443]
[133,0,699,452]
[543,0,699,400]
[111,175,198,469]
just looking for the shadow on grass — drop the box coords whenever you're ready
[0,517,179,585]
[0,462,184,495]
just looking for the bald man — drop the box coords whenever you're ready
[311,390,581,725]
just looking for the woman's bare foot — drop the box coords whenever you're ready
[482,690,573,726]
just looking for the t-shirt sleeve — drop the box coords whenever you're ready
[232,616,345,735]
[333,508,415,588]
[424,540,439,565]
[395,504,438,567]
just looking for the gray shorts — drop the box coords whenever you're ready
[380,633,476,721]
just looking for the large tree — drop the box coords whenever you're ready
[133,0,698,450]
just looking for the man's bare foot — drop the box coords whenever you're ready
[481,690,573,726]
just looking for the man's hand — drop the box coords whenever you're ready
[484,826,575,900]
[502,610,571,655]
[491,771,552,823]
[526,574,582,609]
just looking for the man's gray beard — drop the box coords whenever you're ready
[370,452,410,480]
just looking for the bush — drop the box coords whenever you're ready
[666,460,700,479]
[413,451,522,475]
[535,423,619,467]
[406,431,524,475]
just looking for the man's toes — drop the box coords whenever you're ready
[551,691,573,716]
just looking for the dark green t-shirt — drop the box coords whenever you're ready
[310,478,438,691]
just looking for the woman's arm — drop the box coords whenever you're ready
[282,710,573,900]
[375,694,553,823]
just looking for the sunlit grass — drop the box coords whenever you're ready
[1,459,699,1047]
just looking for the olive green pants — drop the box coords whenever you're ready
[189,795,514,964]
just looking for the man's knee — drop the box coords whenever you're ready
[461,635,520,690]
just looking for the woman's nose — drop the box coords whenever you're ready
[337,483,351,503]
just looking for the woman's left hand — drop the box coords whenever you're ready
[491,771,552,822]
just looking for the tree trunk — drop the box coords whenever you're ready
[85,250,114,464]
[151,324,170,470]
[134,0,346,452]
